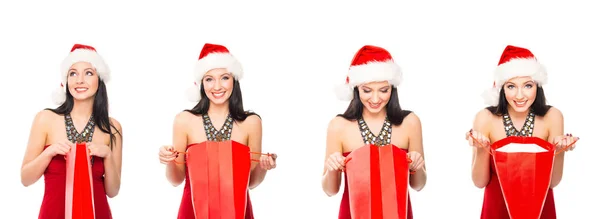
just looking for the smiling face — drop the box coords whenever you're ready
[503,76,537,113]
[358,81,392,114]
[202,68,234,105]
[67,62,99,101]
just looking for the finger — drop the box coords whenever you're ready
[269,157,275,166]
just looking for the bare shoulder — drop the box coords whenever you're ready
[328,116,349,133]
[34,109,60,125]
[174,111,195,127]
[402,112,421,128]
[241,114,262,128]
[109,117,123,133]
[544,107,563,122]
[475,108,495,123]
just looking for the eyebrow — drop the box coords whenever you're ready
[68,68,94,72]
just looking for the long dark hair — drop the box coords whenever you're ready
[486,86,552,117]
[185,79,258,121]
[337,86,412,125]
[46,80,121,149]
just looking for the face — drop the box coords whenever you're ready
[202,68,234,105]
[67,62,99,101]
[503,76,537,113]
[358,81,392,114]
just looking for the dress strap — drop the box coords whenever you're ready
[357,116,392,146]
[502,110,535,137]
[202,114,233,142]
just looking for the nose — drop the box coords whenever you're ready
[213,80,222,90]
[370,91,380,103]
[515,88,524,99]
[75,74,84,84]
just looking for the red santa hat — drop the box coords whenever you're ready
[482,45,548,106]
[186,43,243,102]
[52,44,110,105]
[335,45,403,101]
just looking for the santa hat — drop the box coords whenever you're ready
[186,43,243,102]
[482,45,548,106]
[52,44,110,105]
[335,45,403,101]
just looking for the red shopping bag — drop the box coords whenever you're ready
[65,143,95,219]
[344,144,411,219]
[185,140,252,219]
[491,136,556,219]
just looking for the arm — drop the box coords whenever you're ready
[103,118,123,198]
[166,112,188,186]
[546,107,565,189]
[471,109,492,188]
[321,117,344,197]
[21,110,53,187]
[246,115,266,189]
[406,113,427,191]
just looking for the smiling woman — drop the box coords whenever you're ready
[20,44,123,219]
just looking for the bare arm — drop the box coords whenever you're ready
[21,110,54,187]
[321,117,344,197]
[166,112,188,186]
[103,118,123,198]
[406,113,427,191]
[246,115,265,189]
[546,107,565,188]
[471,109,492,188]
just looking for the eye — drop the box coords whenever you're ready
[506,84,515,89]
[85,71,93,76]
[69,71,77,77]
[222,76,230,80]
[380,88,389,93]
[525,84,534,89]
[204,78,213,82]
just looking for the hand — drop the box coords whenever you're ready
[259,153,277,170]
[43,140,74,157]
[552,133,579,152]
[159,145,177,164]
[325,152,347,172]
[87,142,112,158]
[466,129,490,148]
[407,151,424,172]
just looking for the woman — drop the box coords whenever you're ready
[466,45,579,219]
[20,44,123,219]
[322,45,427,219]
[158,43,277,219]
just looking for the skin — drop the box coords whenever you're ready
[467,76,578,189]
[158,68,276,189]
[20,61,123,198]
[321,81,427,197]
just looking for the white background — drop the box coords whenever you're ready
[1,0,598,218]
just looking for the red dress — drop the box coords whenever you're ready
[38,145,112,219]
[338,151,413,219]
[177,144,254,219]
[480,158,556,218]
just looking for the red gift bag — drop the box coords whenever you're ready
[344,144,411,219]
[185,140,252,219]
[65,143,95,219]
[491,136,556,219]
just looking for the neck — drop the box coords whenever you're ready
[71,98,94,119]
[208,102,230,119]
[507,106,529,119]
[362,108,387,121]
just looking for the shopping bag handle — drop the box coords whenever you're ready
[553,136,579,155]
[170,149,273,164]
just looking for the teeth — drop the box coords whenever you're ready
[213,92,224,97]
[75,88,87,91]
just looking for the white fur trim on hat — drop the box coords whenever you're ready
[493,58,547,87]
[483,58,548,106]
[187,52,243,102]
[60,49,111,83]
[336,60,403,101]
[52,86,66,105]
